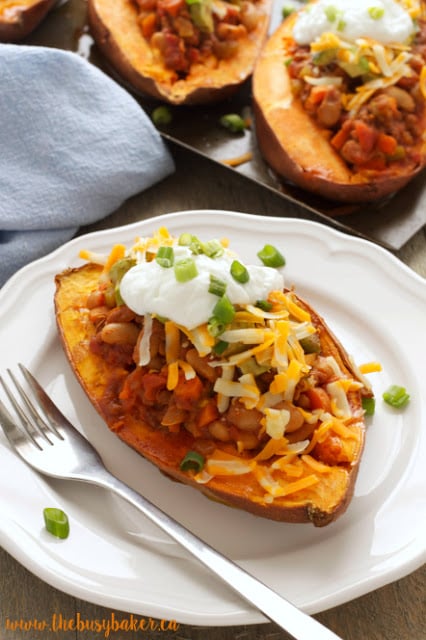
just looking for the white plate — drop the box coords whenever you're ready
[0,210,425,626]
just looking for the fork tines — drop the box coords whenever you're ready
[0,364,62,449]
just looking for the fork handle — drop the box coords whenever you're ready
[95,469,342,640]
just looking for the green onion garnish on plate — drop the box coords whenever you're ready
[43,507,70,539]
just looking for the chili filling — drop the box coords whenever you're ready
[64,230,382,513]
[286,18,426,173]
[85,276,369,470]
[132,0,264,76]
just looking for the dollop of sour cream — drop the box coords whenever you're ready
[293,0,415,45]
[120,245,284,330]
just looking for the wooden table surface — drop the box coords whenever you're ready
[1,141,425,640]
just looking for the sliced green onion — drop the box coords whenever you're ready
[174,258,198,283]
[324,5,337,21]
[359,56,370,73]
[180,450,205,472]
[155,246,174,268]
[219,113,246,133]
[230,260,249,284]
[177,233,203,254]
[257,244,286,268]
[43,507,70,539]
[362,396,376,416]
[299,333,321,354]
[213,339,229,354]
[207,317,227,337]
[202,239,224,258]
[282,5,294,18]
[337,18,346,30]
[313,49,338,66]
[212,294,235,324]
[178,234,224,257]
[178,232,193,246]
[368,6,384,19]
[151,105,172,126]
[383,385,410,409]
[256,299,273,312]
[190,236,204,255]
[209,275,227,297]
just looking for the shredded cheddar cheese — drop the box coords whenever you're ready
[221,151,254,167]
[358,361,383,374]
[309,31,419,116]
[101,244,127,277]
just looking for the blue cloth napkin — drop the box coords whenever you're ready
[0,44,175,288]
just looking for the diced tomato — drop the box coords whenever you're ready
[307,86,329,106]
[196,399,219,429]
[162,32,188,72]
[304,87,327,115]
[157,0,184,16]
[173,374,204,410]
[377,133,397,155]
[330,120,351,150]
[223,3,240,19]
[140,12,157,38]
[354,120,377,153]
[305,387,332,413]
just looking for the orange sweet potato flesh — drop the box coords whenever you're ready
[0,0,56,41]
[252,13,426,203]
[54,263,366,526]
[87,0,272,105]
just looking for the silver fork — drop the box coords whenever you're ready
[0,364,343,640]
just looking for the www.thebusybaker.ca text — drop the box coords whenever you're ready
[5,612,180,637]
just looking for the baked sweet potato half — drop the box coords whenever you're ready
[0,0,56,42]
[55,229,375,526]
[87,0,272,104]
[252,1,426,203]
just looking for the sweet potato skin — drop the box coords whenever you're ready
[54,263,365,526]
[252,13,426,203]
[0,0,56,42]
[87,0,272,105]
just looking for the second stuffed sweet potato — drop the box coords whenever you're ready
[88,0,272,104]
[253,1,426,203]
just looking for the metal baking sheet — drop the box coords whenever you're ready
[26,0,426,249]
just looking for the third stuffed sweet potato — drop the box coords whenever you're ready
[0,0,56,41]
[253,0,426,203]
